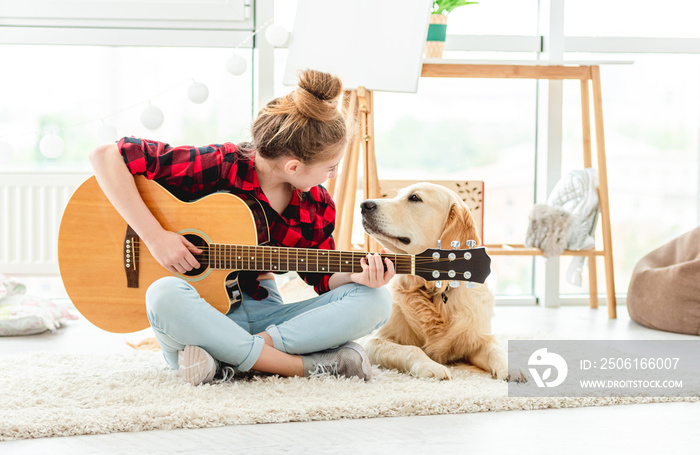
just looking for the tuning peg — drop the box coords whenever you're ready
[449,280,459,288]
[466,240,476,249]
[437,240,441,249]
[465,282,476,289]
[451,240,460,249]
[435,280,443,288]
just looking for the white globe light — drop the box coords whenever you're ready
[39,133,64,159]
[0,140,13,163]
[265,24,289,47]
[96,122,118,143]
[188,81,209,104]
[140,105,164,130]
[226,54,247,76]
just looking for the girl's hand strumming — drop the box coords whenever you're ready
[350,248,396,288]
[145,230,202,275]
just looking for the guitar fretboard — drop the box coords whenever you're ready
[206,244,414,274]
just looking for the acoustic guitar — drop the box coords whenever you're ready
[58,176,491,333]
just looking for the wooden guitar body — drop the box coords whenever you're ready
[58,176,258,333]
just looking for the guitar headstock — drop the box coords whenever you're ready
[414,240,491,288]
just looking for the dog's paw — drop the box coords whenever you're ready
[491,365,509,381]
[489,360,527,382]
[410,361,453,380]
[505,368,528,383]
[491,365,527,382]
[484,348,525,382]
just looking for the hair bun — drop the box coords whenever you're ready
[293,70,343,122]
[297,69,343,101]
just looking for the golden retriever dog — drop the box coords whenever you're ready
[360,182,521,381]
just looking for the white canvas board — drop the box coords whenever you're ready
[283,0,432,93]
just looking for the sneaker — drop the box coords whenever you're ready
[178,345,218,386]
[301,342,372,381]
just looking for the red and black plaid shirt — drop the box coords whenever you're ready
[118,137,336,299]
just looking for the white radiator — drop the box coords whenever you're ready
[0,172,91,275]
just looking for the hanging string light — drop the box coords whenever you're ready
[187,80,209,104]
[265,23,289,47]
[39,133,64,159]
[226,54,247,76]
[140,104,165,130]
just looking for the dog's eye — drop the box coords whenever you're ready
[408,194,422,202]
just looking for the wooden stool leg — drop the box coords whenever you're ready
[580,79,598,309]
[591,66,617,318]
[580,79,593,168]
[587,255,599,309]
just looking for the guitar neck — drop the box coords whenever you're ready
[204,244,413,275]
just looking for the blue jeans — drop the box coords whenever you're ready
[145,276,392,372]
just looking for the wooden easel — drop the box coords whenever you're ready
[327,87,381,252]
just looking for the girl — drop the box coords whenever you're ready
[90,70,394,385]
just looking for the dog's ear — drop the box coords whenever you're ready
[440,201,481,247]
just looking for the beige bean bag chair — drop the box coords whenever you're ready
[627,227,700,335]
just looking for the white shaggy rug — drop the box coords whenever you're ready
[2,348,697,441]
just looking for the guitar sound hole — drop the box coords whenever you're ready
[182,234,209,277]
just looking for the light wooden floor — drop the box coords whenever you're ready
[3,303,699,454]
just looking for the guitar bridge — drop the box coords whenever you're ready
[124,225,139,288]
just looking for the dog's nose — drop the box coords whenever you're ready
[360,200,377,213]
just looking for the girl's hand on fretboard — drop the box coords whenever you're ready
[350,248,395,288]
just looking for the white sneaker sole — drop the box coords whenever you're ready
[178,345,217,386]
[343,342,373,381]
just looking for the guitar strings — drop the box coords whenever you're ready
[188,252,472,264]
[136,241,479,273]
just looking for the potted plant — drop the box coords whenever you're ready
[426,0,479,59]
